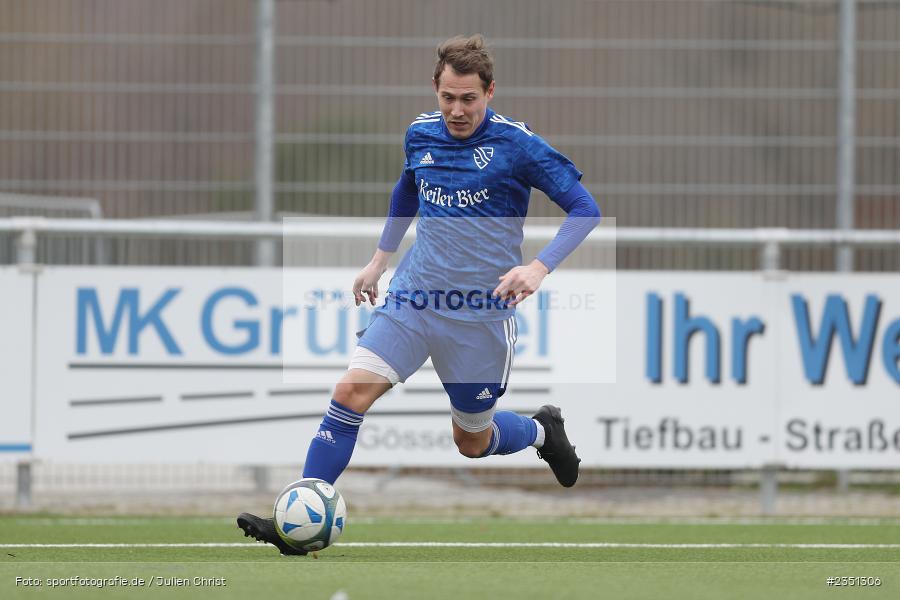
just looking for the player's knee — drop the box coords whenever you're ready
[455,437,488,459]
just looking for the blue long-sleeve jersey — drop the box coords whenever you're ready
[379,108,600,322]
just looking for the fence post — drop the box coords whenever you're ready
[250,0,276,497]
[759,238,780,515]
[760,464,778,516]
[251,465,271,493]
[836,469,850,493]
[836,0,856,272]
[16,461,32,509]
[760,240,781,273]
[835,0,857,489]
[254,0,276,267]
[14,223,36,508]
[15,226,36,267]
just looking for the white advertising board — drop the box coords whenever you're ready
[608,273,900,468]
[603,272,779,468]
[32,267,613,466]
[771,275,900,468]
[27,267,900,468]
[0,267,33,457]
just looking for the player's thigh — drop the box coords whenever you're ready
[431,314,518,433]
[353,303,430,387]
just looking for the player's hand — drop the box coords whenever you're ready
[352,261,386,306]
[493,260,550,306]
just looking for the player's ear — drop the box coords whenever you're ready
[432,78,439,94]
[485,80,495,101]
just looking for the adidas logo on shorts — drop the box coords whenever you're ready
[419,152,435,165]
[475,388,493,400]
[316,429,336,444]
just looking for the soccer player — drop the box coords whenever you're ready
[238,34,601,555]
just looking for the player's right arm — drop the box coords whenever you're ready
[352,249,389,307]
[353,167,419,306]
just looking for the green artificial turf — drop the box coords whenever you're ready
[1,516,898,599]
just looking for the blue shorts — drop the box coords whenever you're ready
[356,296,518,416]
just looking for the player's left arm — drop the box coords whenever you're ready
[494,181,600,305]
[534,180,602,272]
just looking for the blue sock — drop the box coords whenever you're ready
[302,400,363,484]
[481,411,538,456]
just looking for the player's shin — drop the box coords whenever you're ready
[302,399,364,484]
[479,410,540,456]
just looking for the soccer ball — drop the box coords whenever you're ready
[273,478,347,552]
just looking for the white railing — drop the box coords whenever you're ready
[3,216,900,271]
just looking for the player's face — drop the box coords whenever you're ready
[434,66,495,140]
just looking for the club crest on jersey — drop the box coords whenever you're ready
[473,146,494,170]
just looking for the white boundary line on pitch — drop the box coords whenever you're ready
[561,517,900,527]
[10,518,235,526]
[2,542,899,549]
[11,517,900,527]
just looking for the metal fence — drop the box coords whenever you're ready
[5,217,900,271]
[1,0,899,270]
[0,193,103,263]
[2,1,899,515]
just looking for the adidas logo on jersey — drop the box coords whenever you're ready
[475,388,493,400]
[315,429,336,444]
[419,152,435,165]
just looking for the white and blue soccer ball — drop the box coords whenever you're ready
[273,478,347,552]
